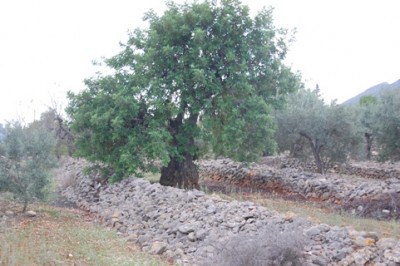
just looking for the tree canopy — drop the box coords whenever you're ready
[374,88,400,161]
[66,0,302,187]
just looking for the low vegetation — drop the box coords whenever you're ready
[0,121,57,212]
[0,202,170,266]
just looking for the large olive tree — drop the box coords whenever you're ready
[66,0,301,187]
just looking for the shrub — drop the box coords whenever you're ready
[0,121,56,212]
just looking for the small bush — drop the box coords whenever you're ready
[0,121,56,212]
[209,224,305,266]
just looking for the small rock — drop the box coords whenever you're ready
[178,224,195,234]
[150,241,167,255]
[320,192,331,201]
[305,226,321,238]
[206,206,217,214]
[333,249,348,261]
[26,211,37,217]
[362,231,379,242]
[111,217,119,227]
[384,249,400,263]
[378,237,397,250]
[312,257,328,266]
[125,234,138,242]
[284,211,296,221]
[188,232,196,242]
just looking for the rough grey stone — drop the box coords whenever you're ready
[25,210,37,217]
[150,241,167,255]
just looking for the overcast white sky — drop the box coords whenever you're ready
[1,0,399,123]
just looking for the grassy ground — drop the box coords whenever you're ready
[213,190,400,239]
[0,201,170,266]
[141,172,161,184]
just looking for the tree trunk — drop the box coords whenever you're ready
[313,149,324,174]
[311,141,324,174]
[22,198,28,213]
[365,133,373,160]
[160,155,199,189]
[159,111,199,189]
[300,132,324,174]
[290,138,304,157]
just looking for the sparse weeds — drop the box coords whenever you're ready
[141,172,161,183]
[0,204,170,266]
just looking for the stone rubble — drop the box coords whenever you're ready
[62,160,400,266]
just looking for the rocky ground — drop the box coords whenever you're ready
[61,158,400,266]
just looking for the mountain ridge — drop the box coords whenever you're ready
[343,79,400,105]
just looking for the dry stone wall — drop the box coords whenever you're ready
[260,156,400,180]
[62,160,400,266]
[198,159,400,219]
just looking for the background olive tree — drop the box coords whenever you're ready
[356,95,379,160]
[374,88,400,161]
[39,108,75,158]
[275,88,361,173]
[0,121,56,212]
[66,0,302,187]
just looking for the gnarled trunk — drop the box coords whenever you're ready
[365,132,373,160]
[313,146,324,174]
[159,111,199,189]
[160,155,199,189]
[300,132,324,174]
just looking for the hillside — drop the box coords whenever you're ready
[343,79,400,105]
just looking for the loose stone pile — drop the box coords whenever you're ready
[62,160,400,265]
